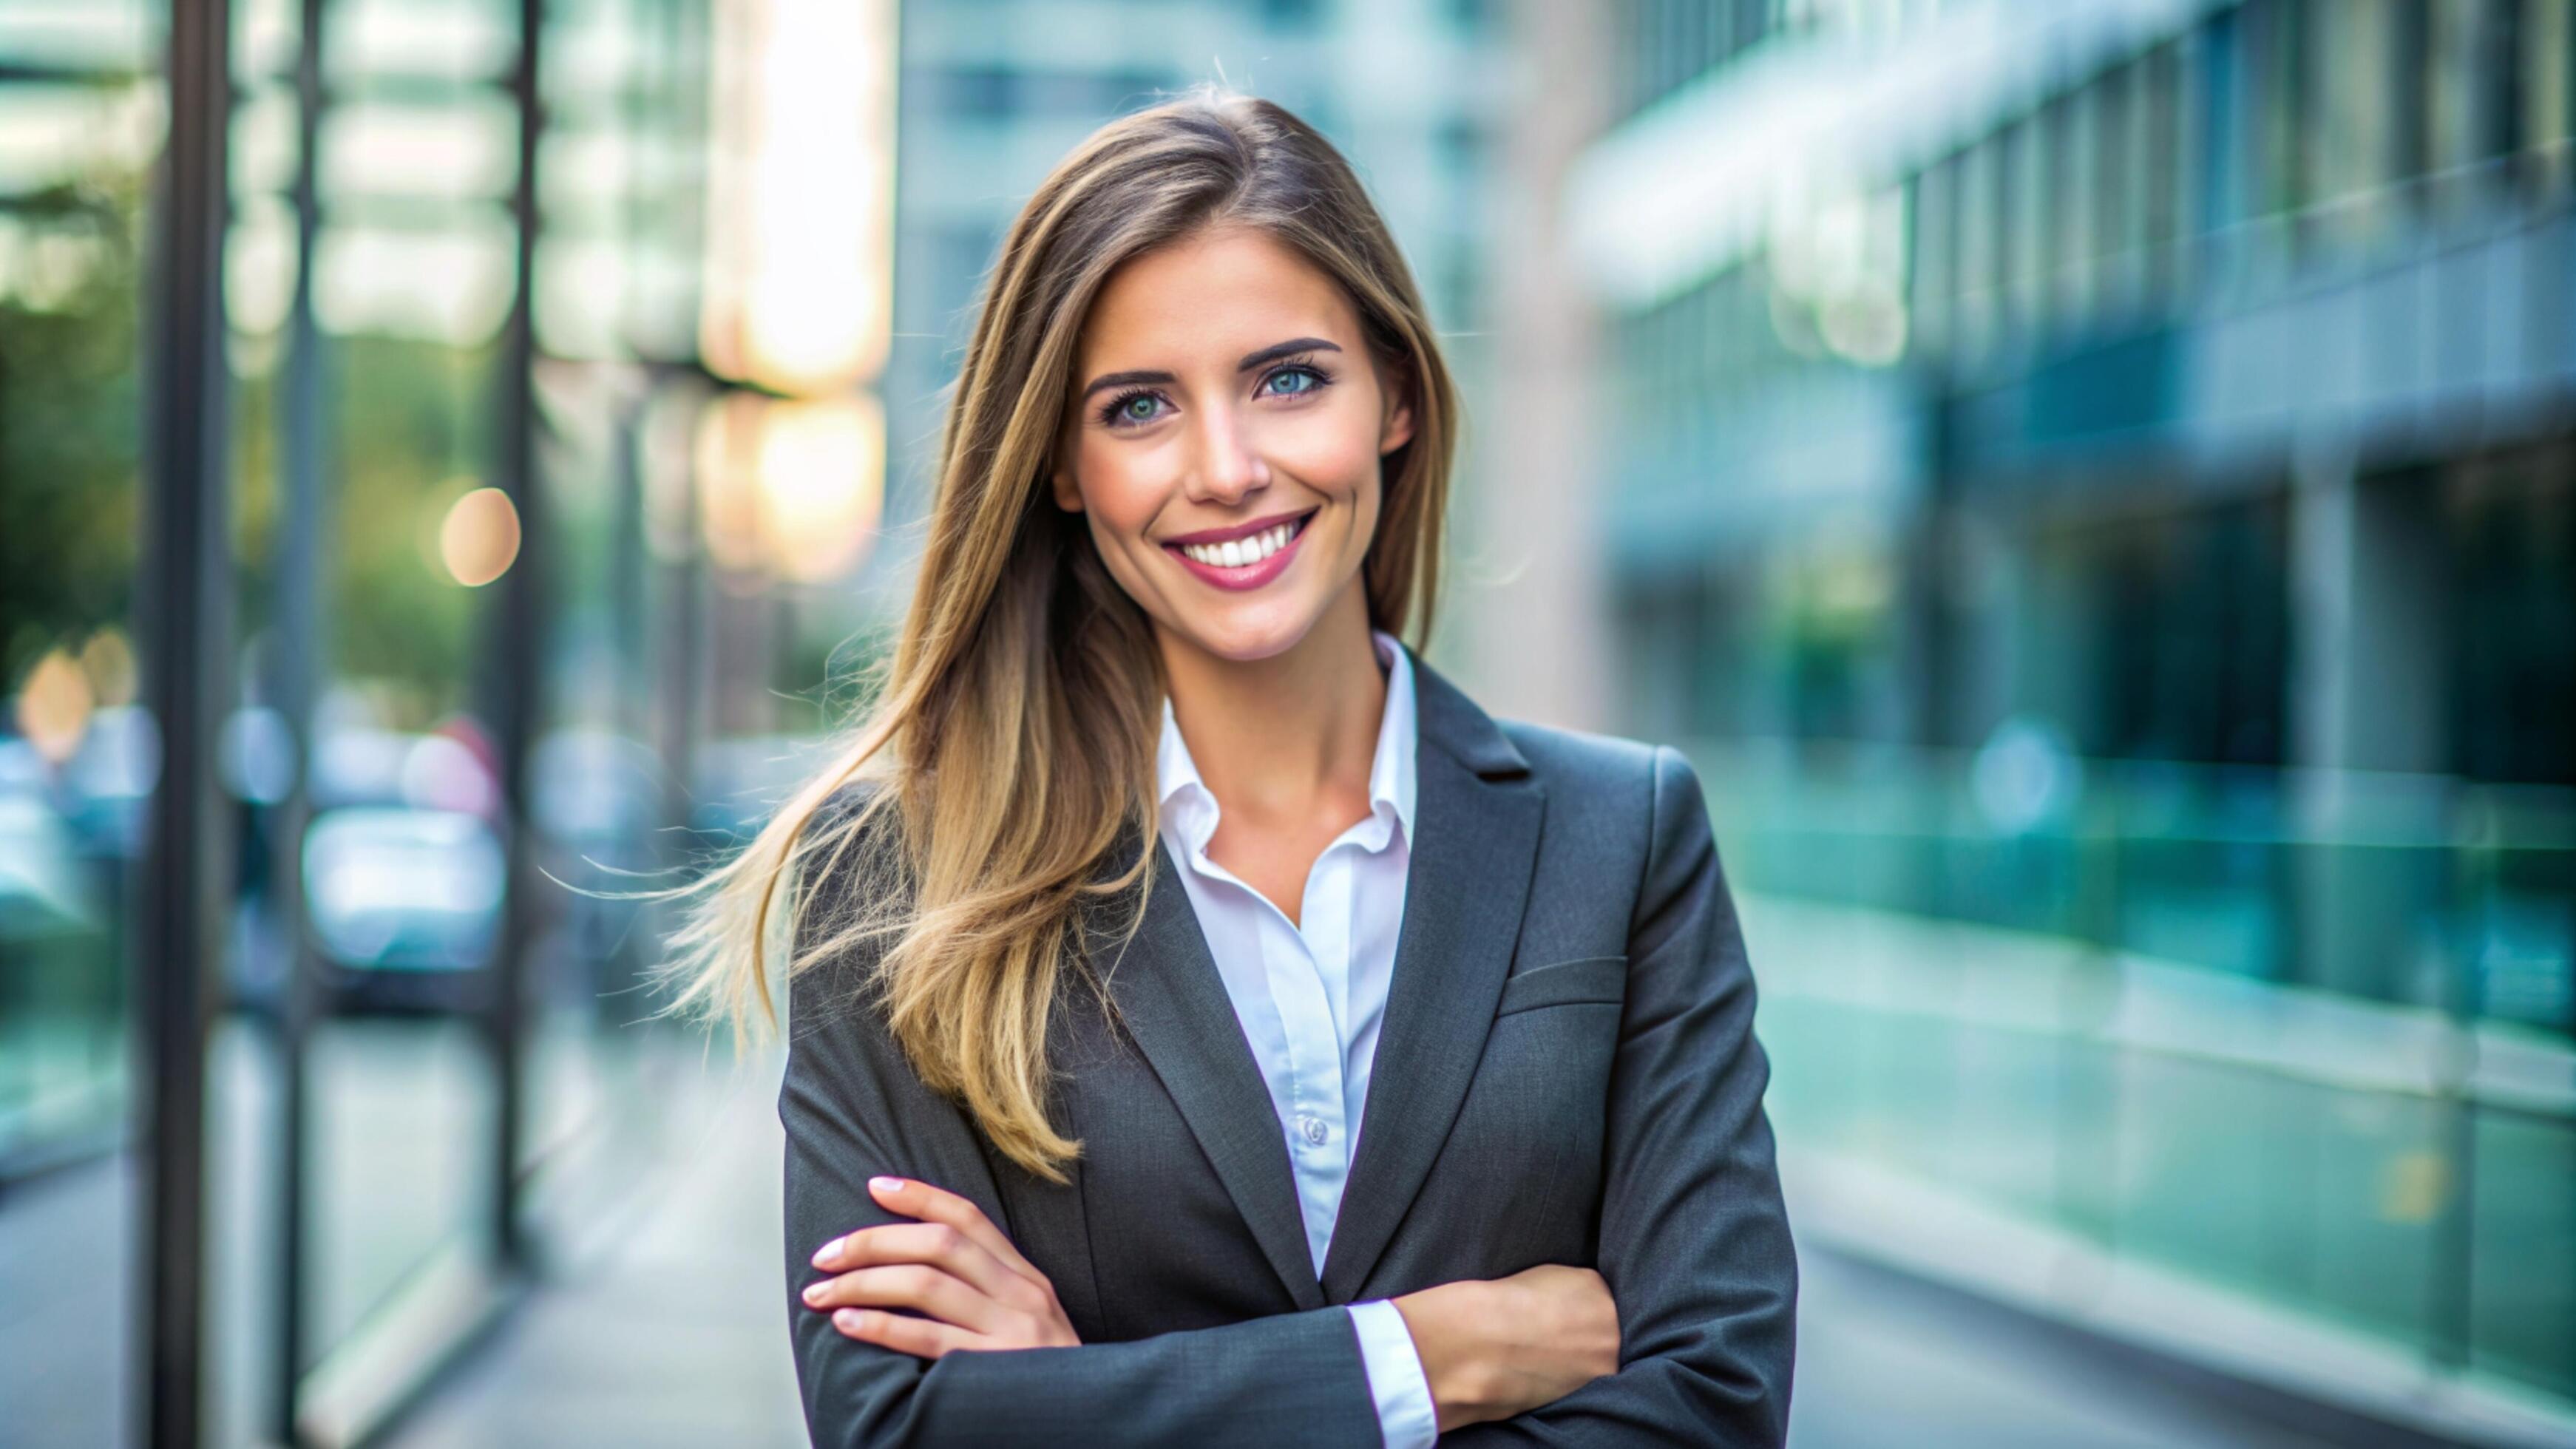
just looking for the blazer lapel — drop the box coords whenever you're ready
[1320,648,1544,1303]
[1076,645,1544,1313]
[1081,824,1329,1312]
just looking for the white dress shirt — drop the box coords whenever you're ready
[1153,628,1439,1449]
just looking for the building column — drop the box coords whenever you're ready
[2291,446,2448,781]
[2288,440,2450,999]
[1462,0,1615,730]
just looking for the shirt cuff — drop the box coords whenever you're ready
[1347,1299,1439,1449]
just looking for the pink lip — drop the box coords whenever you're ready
[1164,511,1313,591]
[1162,509,1315,547]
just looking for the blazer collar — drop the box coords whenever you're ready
[1409,638,1530,780]
[1079,641,1545,1309]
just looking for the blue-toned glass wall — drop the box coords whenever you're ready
[0,0,855,1441]
[0,5,160,1440]
[220,1,895,1444]
[1575,0,2575,1438]
[0,0,157,1191]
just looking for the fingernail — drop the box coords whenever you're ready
[811,1237,842,1266]
[834,1309,864,1331]
[802,1282,825,1305]
[869,1176,904,1195]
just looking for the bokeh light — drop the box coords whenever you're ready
[437,484,522,587]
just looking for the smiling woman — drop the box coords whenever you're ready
[651,84,1794,1448]
[1053,228,1412,665]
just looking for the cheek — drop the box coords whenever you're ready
[1067,441,1170,542]
[1258,406,1385,500]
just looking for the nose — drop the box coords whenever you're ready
[1186,400,1268,505]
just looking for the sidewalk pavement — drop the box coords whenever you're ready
[386,1052,806,1449]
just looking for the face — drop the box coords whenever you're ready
[1050,225,1414,665]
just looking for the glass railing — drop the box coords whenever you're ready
[0,733,137,1175]
[1688,736,2576,1416]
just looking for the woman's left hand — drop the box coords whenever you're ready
[800,1175,1080,1357]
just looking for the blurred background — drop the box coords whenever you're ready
[0,1,2569,1446]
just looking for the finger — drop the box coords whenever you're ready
[832,1306,975,1360]
[811,1221,1031,1304]
[801,1263,1005,1333]
[864,1177,1048,1288]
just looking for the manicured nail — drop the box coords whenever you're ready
[802,1282,826,1304]
[869,1175,904,1195]
[811,1236,843,1266]
[834,1309,864,1331]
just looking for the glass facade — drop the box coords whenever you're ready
[1581,0,2576,1428]
[0,0,882,1440]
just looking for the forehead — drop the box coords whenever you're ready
[1077,226,1358,367]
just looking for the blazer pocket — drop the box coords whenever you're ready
[1494,954,1629,1017]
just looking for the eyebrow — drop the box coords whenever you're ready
[1078,336,1343,402]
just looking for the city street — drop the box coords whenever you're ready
[389,1054,2367,1449]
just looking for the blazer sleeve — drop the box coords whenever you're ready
[1443,744,1798,1447]
[779,844,1386,1448]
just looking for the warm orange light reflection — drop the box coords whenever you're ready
[15,647,94,763]
[694,392,884,584]
[439,486,523,586]
[700,0,897,396]
[758,396,884,583]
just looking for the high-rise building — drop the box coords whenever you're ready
[1561,1,2575,1439]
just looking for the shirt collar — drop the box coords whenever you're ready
[1156,628,1418,850]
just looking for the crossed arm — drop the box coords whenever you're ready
[780,944,1391,1447]
[779,746,1794,1445]
[1436,747,1798,1445]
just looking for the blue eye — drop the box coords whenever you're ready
[1099,389,1164,428]
[1264,365,1326,398]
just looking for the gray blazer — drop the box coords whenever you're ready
[782,646,1797,1445]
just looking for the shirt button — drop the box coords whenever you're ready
[1299,1115,1328,1146]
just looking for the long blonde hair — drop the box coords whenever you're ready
[655,86,1462,1184]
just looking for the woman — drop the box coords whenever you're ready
[662,87,1796,1446]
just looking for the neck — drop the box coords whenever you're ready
[1156,583,1387,824]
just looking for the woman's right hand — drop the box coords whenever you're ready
[1390,1264,1621,1432]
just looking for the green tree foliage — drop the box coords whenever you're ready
[0,177,143,693]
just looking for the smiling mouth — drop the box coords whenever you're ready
[1165,509,1316,569]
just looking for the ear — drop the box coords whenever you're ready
[1050,463,1084,514]
[1378,388,1416,458]
[1377,359,1417,457]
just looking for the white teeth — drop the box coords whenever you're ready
[1179,517,1302,569]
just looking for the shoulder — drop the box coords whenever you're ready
[1491,716,1714,858]
[1406,643,1704,839]
[1494,716,1664,792]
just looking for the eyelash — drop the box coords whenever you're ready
[1094,356,1337,430]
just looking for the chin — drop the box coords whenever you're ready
[1164,597,1330,665]
[1174,610,1318,664]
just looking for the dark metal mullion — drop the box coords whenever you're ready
[133,0,234,1445]
[481,0,546,1275]
[268,0,331,1439]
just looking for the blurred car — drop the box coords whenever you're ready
[302,805,506,979]
[297,722,677,1014]
[300,725,507,1014]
